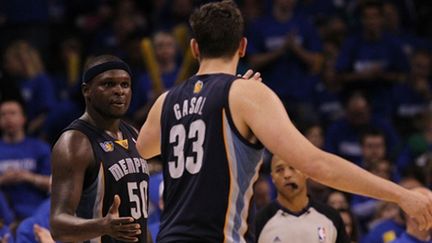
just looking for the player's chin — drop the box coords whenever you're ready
[109,109,128,118]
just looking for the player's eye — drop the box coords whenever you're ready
[121,82,130,88]
[104,81,115,87]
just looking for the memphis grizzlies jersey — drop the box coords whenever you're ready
[64,119,149,243]
[160,73,264,243]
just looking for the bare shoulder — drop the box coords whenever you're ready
[229,78,281,111]
[52,130,93,168]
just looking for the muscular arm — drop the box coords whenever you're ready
[50,130,107,241]
[50,130,139,242]
[229,79,432,228]
[136,93,167,159]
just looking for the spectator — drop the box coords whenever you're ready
[390,191,432,243]
[256,155,349,243]
[339,208,360,243]
[335,1,409,118]
[246,0,323,123]
[325,91,400,165]
[382,2,427,58]
[15,198,51,243]
[0,100,51,220]
[396,111,432,176]
[361,177,422,243]
[2,40,57,135]
[392,50,432,138]
[326,190,350,210]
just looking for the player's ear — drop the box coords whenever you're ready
[190,38,200,60]
[81,83,90,99]
[239,37,247,58]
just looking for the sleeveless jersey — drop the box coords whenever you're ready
[159,73,264,243]
[64,119,149,243]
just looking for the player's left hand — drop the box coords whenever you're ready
[238,69,262,82]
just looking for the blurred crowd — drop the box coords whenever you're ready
[1,0,432,242]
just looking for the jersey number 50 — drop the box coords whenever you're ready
[169,119,206,178]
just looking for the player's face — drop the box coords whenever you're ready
[271,157,307,200]
[0,101,26,134]
[86,69,132,119]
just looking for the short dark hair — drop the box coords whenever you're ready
[189,0,244,59]
[360,127,385,145]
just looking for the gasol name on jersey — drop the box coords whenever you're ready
[173,96,207,120]
[108,157,149,181]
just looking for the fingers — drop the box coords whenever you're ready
[241,69,254,79]
[112,223,141,242]
[109,195,121,214]
[237,69,261,82]
[111,217,135,225]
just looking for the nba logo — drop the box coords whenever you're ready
[317,227,326,242]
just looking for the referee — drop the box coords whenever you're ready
[256,155,350,243]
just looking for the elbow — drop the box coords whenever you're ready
[50,217,62,241]
[50,216,71,242]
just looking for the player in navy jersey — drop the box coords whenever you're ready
[136,1,432,242]
[50,55,150,242]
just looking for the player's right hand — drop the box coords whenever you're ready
[104,195,141,242]
[238,69,262,82]
[399,188,432,230]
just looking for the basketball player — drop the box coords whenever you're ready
[256,155,349,243]
[136,1,432,242]
[50,55,150,242]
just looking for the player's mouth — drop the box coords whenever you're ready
[284,182,298,190]
[111,100,126,107]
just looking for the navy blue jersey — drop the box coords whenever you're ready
[64,119,149,243]
[159,73,264,242]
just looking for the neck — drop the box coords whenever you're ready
[159,61,176,74]
[276,192,309,213]
[195,56,239,76]
[2,130,25,143]
[82,110,122,139]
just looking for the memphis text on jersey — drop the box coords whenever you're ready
[108,157,149,181]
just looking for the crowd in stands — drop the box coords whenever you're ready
[1,0,432,242]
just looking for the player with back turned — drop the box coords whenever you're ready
[136,1,432,242]
[50,55,150,243]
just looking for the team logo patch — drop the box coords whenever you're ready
[115,139,129,150]
[193,80,203,93]
[99,141,114,152]
[318,227,326,242]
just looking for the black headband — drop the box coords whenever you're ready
[82,61,132,84]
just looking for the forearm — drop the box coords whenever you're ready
[29,174,50,191]
[311,151,405,204]
[50,213,107,242]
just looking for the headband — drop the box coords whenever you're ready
[82,61,132,84]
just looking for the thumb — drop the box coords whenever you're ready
[109,195,121,215]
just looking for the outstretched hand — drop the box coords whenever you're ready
[104,195,141,242]
[238,69,262,82]
[399,188,432,231]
